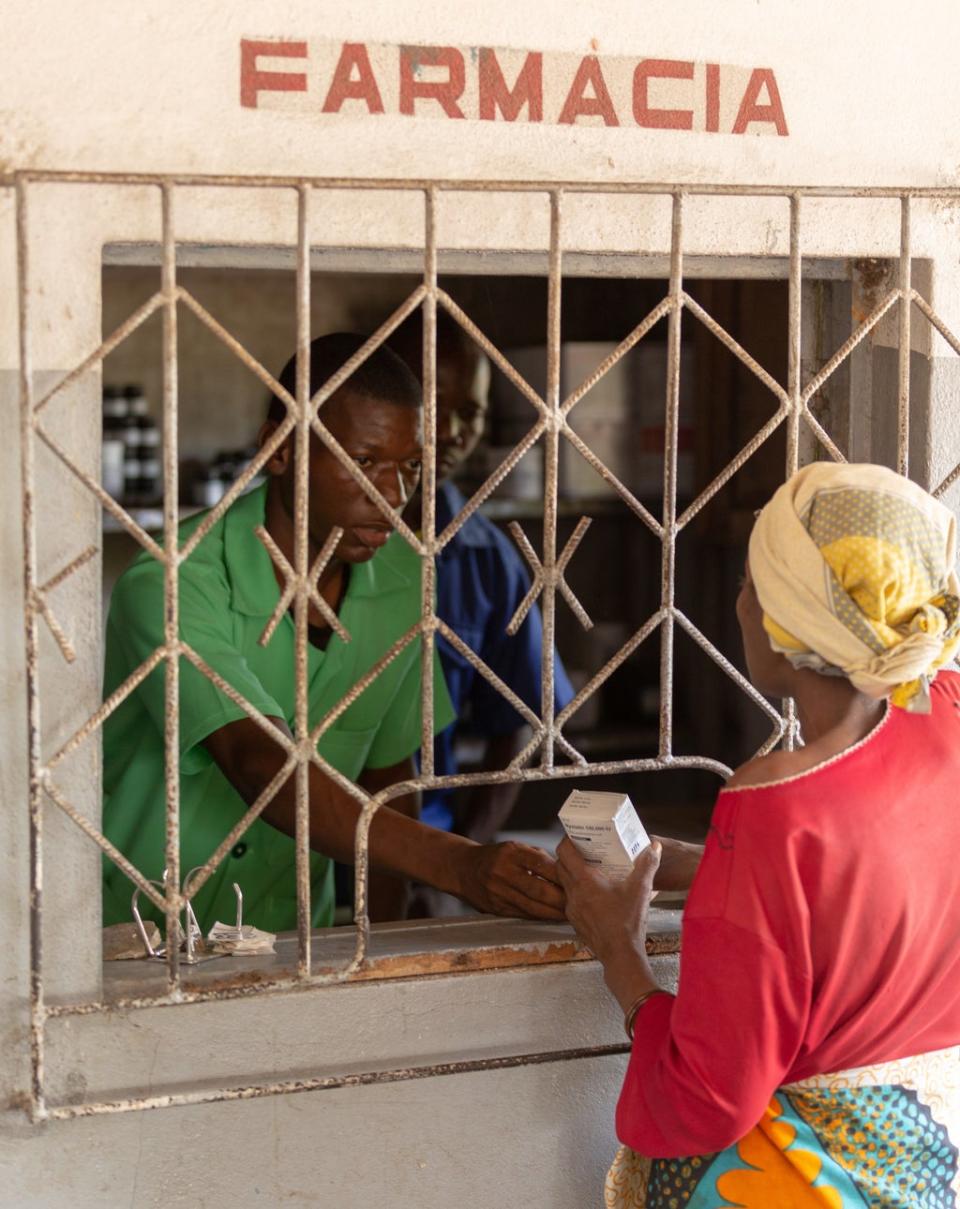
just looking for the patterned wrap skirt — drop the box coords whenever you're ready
[604,1045,960,1208]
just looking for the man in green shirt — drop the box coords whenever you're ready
[102,333,564,935]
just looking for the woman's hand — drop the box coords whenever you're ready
[651,835,703,893]
[556,838,662,1010]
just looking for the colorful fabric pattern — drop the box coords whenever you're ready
[604,1045,960,1208]
[748,463,960,712]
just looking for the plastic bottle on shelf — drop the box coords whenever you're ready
[196,466,227,508]
[122,384,162,502]
[101,386,127,499]
[120,386,144,502]
[131,386,161,501]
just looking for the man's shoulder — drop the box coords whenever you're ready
[438,481,509,548]
[441,491,525,570]
[112,505,231,607]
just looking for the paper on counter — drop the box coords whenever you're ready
[206,921,276,955]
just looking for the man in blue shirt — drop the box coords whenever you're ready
[389,311,575,845]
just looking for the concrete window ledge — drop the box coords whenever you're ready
[37,912,681,1117]
[99,910,683,1001]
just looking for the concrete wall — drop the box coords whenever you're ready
[3,3,960,1207]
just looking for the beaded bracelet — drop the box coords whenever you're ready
[624,988,669,1040]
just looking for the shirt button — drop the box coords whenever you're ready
[231,842,248,859]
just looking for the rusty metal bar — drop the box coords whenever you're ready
[34,422,166,560]
[438,290,550,423]
[419,188,439,777]
[800,290,899,408]
[560,427,664,537]
[682,292,789,405]
[561,297,673,418]
[294,183,312,979]
[436,418,550,548]
[16,177,46,1122]
[39,1041,633,1120]
[786,194,802,476]
[33,293,164,416]
[45,646,166,772]
[933,458,960,500]
[307,410,425,555]
[179,753,299,905]
[676,408,788,531]
[160,184,182,994]
[539,191,563,774]
[658,194,683,760]
[16,169,960,200]
[898,195,912,476]
[41,776,169,914]
[556,609,664,732]
[671,611,785,754]
[783,193,803,751]
[18,171,960,1125]
[800,407,848,464]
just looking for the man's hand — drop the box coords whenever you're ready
[452,842,566,921]
[650,835,703,893]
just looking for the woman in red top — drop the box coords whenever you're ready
[559,463,960,1207]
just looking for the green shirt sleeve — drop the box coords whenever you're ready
[364,640,456,770]
[107,556,285,775]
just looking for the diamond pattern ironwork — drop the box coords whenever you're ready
[14,173,960,1123]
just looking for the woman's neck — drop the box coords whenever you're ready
[792,669,886,750]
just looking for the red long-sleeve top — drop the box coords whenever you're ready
[618,670,960,1158]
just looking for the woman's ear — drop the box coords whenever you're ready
[257,420,292,477]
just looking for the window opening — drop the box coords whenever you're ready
[15,174,960,1120]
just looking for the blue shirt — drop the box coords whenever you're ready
[423,481,575,830]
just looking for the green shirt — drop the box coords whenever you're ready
[102,483,453,934]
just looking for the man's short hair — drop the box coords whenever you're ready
[385,308,474,383]
[267,332,422,424]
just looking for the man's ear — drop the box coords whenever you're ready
[257,420,292,477]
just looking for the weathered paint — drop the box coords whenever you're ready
[239,38,789,138]
[3,4,960,1207]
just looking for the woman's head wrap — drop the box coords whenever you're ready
[748,463,960,713]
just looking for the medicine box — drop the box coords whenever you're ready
[558,790,650,879]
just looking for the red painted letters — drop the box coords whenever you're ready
[322,42,384,113]
[238,38,790,138]
[240,39,308,109]
[732,68,789,135]
[558,56,619,126]
[399,46,466,118]
[478,49,543,122]
[705,63,721,133]
[632,59,694,130]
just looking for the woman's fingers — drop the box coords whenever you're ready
[633,841,657,880]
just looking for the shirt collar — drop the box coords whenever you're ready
[222,483,412,618]
[437,479,493,550]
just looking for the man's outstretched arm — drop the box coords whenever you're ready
[204,716,566,920]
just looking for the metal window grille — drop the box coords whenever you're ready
[13,173,960,1121]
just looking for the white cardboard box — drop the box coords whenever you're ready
[558,790,650,879]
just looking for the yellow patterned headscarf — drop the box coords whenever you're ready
[749,463,960,713]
